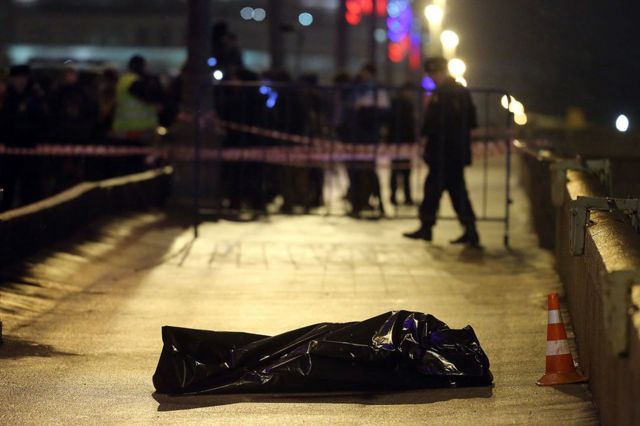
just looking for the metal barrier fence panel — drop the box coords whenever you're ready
[195,81,513,245]
[0,81,513,246]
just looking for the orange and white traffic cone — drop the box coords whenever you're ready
[537,292,588,386]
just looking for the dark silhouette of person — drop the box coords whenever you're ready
[211,22,243,73]
[0,65,48,210]
[404,57,479,246]
[48,67,98,145]
[388,82,416,206]
[347,63,388,217]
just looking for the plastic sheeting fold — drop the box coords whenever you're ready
[152,311,492,394]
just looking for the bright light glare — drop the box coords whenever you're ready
[616,114,630,132]
[156,126,168,136]
[455,76,468,87]
[514,112,528,126]
[424,5,444,24]
[213,70,224,81]
[253,8,266,21]
[500,95,516,110]
[298,12,314,26]
[448,58,466,78]
[240,7,254,20]
[510,100,524,115]
[440,30,459,49]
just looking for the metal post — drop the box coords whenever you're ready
[0,1,13,68]
[504,94,513,248]
[368,0,378,67]
[269,0,285,70]
[335,0,348,71]
[184,0,212,238]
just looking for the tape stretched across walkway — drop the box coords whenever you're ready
[0,119,508,167]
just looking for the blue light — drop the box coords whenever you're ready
[207,57,217,67]
[266,92,278,109]
[422,76,436,91]
[387,3,400,17]
[298,12,314,27]
[259,85,270,95]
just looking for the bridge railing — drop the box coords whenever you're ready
[516,140,640,425]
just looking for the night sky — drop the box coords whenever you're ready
[449,0,640,126]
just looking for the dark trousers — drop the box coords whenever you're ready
[419,163,476,227]
[390,160,412,204]
[347,162,381,214]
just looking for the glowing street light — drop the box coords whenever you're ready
[424,4,444,25]
[616,114,630,132]
[500,95,516,110]
[440,30,459,58]
[514,112,528,126]
[448,58,466,78]
[424,4,444,52]
[510,100,524,115]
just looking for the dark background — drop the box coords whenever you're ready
[451,0,640,125]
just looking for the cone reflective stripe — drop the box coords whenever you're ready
[537,293,588,386]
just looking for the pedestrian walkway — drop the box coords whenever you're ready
[0,167,597,425]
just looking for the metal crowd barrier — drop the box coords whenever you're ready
[189,81,514,246]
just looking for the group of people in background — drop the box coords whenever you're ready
[214,61,418,218]
[0,19,480,246]
[0,55,180,211]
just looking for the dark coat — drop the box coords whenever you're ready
[421,77,477,167]
[1,83,48,147]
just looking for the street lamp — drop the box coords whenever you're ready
[616,114,629,132]
[514,112,528,126]
[448,58,466,78]
[440,29,459,59]
[424,4,444,52]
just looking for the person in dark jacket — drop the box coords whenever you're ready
[48,67,98,144]
[0,65,48,210]
[403,57,479,246]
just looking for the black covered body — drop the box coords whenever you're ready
[152,310,492,395]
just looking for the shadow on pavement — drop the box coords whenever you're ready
[552,383,593,402]
[0,336,78,359]
[152,386,493,411]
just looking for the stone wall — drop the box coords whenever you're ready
[0,167,172,266]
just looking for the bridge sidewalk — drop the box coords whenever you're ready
[0,184,597,424]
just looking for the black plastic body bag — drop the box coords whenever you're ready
[152,310,492,394]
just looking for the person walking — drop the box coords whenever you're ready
[403,57,479,246]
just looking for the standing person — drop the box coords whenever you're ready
[112,55,161,141]
[0,65,48,210]
[348,63,389,217]
[49,67,98,145]
[388,82,416,206]
[403,57,479,246]
[112,55,162,174]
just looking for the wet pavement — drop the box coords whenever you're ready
[0,162,597,424]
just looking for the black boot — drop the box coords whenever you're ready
[403,224,432,241]
[450,224,480,246]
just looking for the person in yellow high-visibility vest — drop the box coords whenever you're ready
[112,55,160,141]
